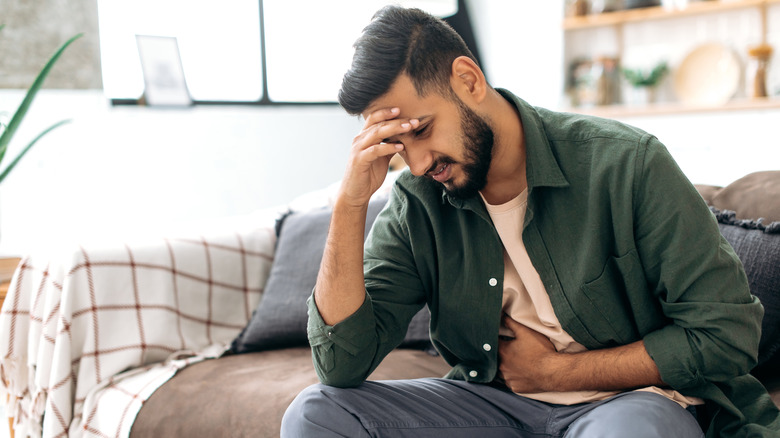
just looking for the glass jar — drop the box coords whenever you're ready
[590,0,623,14]
[745,44,773,98]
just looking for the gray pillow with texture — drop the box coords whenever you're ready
[712,208,780,378]
[231,196,431,353]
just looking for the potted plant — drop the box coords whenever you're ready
[622,61,668,105]
[0,25,82,183]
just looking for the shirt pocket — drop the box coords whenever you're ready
[577,250,646,346]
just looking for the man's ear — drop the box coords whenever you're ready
[451,56,487,104]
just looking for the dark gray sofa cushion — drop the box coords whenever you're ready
[231,196,431,353]
[711,208,780,377]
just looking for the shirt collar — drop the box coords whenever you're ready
[443,89,569,210]
[495,88,569,191]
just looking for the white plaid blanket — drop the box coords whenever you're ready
[0,210,278,438]
[0,170,400,438]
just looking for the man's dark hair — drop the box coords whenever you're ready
[338,5,480,115]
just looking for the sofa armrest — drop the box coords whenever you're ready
[0,210,277,437]
[697,170,780,222]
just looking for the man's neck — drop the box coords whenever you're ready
[480,89,527,205]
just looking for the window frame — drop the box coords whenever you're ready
[109,0,483,106]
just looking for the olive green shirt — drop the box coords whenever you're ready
[307,90,780,436]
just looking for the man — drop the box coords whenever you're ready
[282,6,780,437]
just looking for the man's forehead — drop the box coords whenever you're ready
[360,104,433,121]
[361,91,438,120]
[361,74,427,118]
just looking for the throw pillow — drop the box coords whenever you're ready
[710,171,780,222]
[693,184,722,205]
[231,195,432,353]
[711,208,780,378]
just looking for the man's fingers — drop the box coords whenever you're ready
[370,118,417,144]
[360,107,419,147]
[360,142,404,162]
[363,107,400,127]
[353,119,417,153]
[502,313,522,330]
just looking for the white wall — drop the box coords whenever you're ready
[613,109,780,186]
[0,90,361,256]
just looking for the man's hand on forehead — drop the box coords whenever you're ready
[336,107,419,208]
[363,107,420,145]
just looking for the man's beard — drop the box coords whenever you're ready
[441,100,495,200]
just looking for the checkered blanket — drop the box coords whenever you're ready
[0,169,401,438]
[0,210,278,438]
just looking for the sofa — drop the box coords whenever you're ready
[1,170,778,438]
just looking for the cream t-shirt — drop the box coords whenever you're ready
[482,189,701,407]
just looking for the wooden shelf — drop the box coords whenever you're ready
[563,0,779,115]
[563,0,778,30]
[567,96,780,118]
[0,257,21,311]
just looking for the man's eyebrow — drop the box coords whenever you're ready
[414,115,433,124]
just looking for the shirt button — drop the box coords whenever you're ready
[488,278,498,287]
[483,343,492,351]
[327,331,332,337]
[469,370,478,378]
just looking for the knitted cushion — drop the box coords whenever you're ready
[711,208,780,377]
[231,196,431,353]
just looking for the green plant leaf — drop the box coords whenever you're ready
[0,119,71,184]
[622,62,668,88]
[0,32,82,166]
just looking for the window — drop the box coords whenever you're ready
[263,1,381,102]
[97,0,264,102]
[97,0,477,105]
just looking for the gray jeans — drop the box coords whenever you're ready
[281,378,704,437]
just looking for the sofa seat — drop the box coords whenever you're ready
[129,347,780,437]
[129,347,451,437]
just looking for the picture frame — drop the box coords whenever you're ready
[135,35,193,106]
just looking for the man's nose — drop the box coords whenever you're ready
[405,147,434,177]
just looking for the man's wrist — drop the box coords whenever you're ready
[334,191,372,214]
[539,351,568,392]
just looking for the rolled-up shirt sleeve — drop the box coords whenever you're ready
[306,187,428,387]
[306,292,379,386]
[634,137,763,390]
